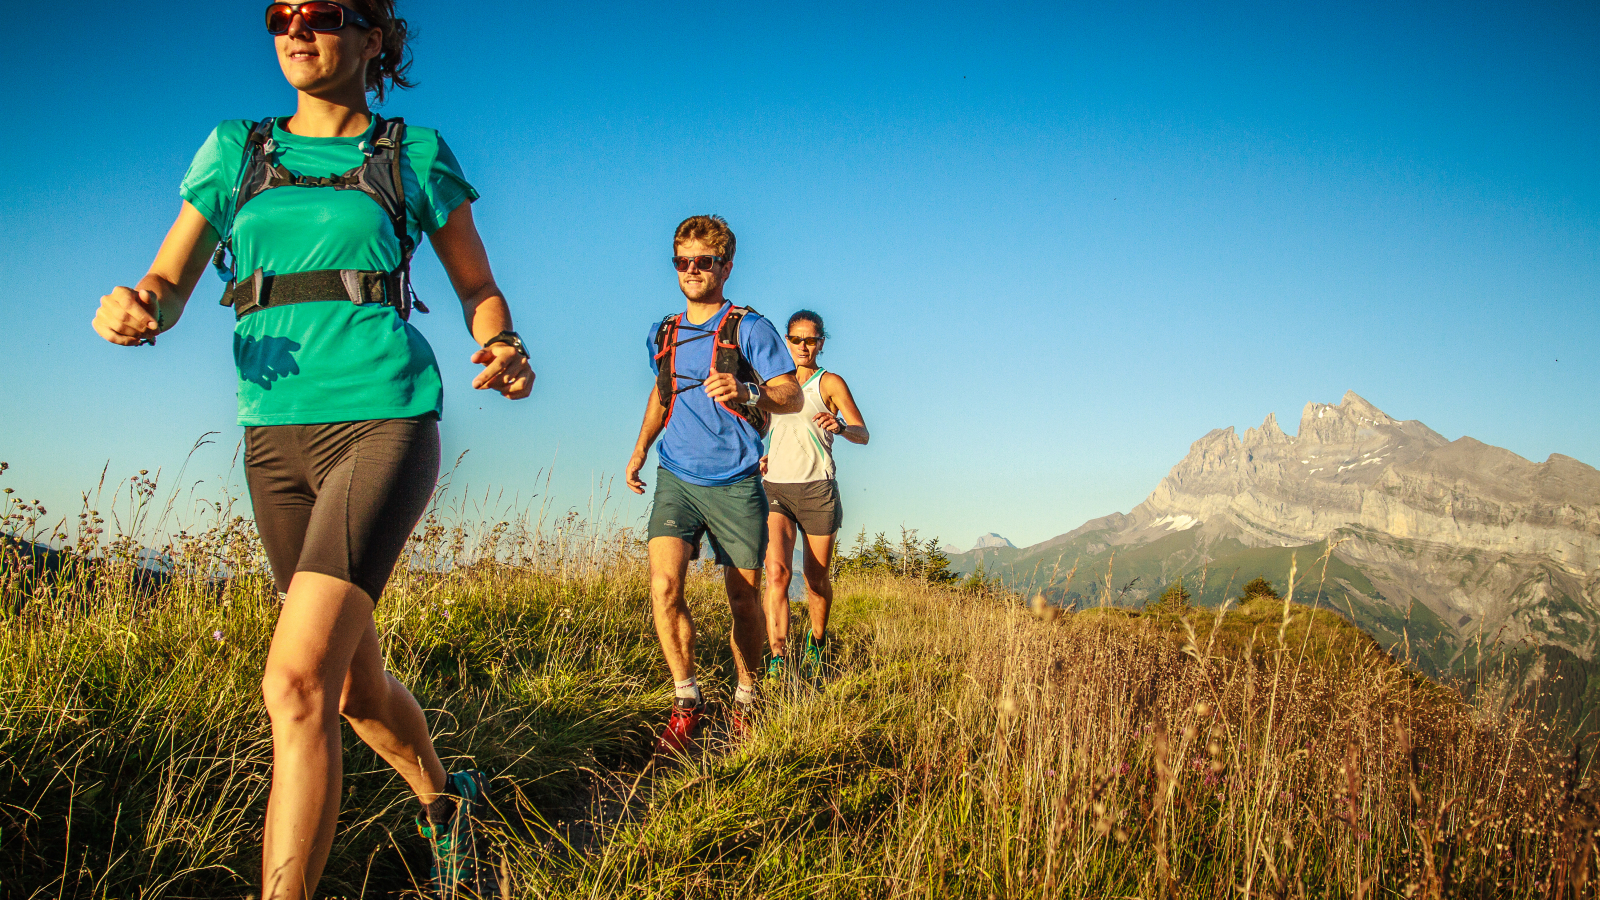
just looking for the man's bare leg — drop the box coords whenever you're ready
[762,512,798,658]
[649,536,698,682]
[725,565,765,686]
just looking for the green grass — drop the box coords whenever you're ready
[0,541,688,898]
[2,464,1595,899]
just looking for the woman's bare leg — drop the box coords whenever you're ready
[259,572,375,900]
[762,512,798,656]
[800,531,838,641]
[339,618,448,802]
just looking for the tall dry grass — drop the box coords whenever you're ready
[3,457,1594,898]
[0,459,745,899]
[532,575,1593,899]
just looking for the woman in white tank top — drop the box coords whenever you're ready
[760,310,870,683]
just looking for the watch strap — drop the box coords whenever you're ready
[483,330,528,358]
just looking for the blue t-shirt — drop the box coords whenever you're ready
[646,303,796,486]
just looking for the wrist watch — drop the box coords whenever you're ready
[742,382,762,407]
[483,330,529,360]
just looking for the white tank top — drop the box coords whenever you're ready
[765,369,835,483]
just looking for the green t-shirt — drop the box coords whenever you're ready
[180,117,478,426]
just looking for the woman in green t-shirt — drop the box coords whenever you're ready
[90,3,525,897]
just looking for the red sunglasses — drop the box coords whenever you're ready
[265,2,373,35]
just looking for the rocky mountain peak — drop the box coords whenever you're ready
[960,394,1600,688]
[972,533,1016,551]
[1242,412,1289,447]
[1297,391,1405,445]
[1119,392,1600,571]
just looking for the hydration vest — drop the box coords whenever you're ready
[653,305,770,437]
[211,115,427,320]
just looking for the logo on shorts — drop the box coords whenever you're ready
[664,520,676,527]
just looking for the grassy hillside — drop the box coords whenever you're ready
[953,530,1464,676]
[3,515,1594,898]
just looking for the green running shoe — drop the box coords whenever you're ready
[801,630,830,686]
[765,653,787,684]
[417,770,495,900]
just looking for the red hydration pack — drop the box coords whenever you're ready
[653,305,771,436]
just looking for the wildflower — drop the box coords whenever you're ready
[212,630,223,641]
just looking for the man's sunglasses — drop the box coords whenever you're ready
[266,2,373,35]
[671,255,724,273]
[787,336,822,348]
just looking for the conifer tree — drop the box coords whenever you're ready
[1155,579,1192,613]
[1241,576,1280,601]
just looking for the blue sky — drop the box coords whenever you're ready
[2,1,1596,551]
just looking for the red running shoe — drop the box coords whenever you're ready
[655,697,702,755]
[730,698,756,740]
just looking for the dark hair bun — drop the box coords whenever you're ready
[351,0,415,102]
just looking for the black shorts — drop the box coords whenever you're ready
[765,479,842,536]
[244,416,440,601]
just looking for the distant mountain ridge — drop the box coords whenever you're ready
[953,392,1600,712]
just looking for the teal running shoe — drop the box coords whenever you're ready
[417,770,495,899]
[801,630,830,686]
[765,653,787,684]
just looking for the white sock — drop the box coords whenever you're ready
[674,677,702,704]
[734,681,756,705]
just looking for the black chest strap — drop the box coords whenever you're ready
[222,269,400,319]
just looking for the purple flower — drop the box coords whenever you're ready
[212,630,223,641]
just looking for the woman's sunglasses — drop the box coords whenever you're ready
[787,336,822,348]
[266,2,373,35]
[671,255,725,273]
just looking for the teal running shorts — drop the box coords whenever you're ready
[648,468,768,570]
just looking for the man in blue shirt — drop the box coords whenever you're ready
[625,215,801,752]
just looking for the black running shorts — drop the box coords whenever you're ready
[244,416,440,601]
[765,479,842,536]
